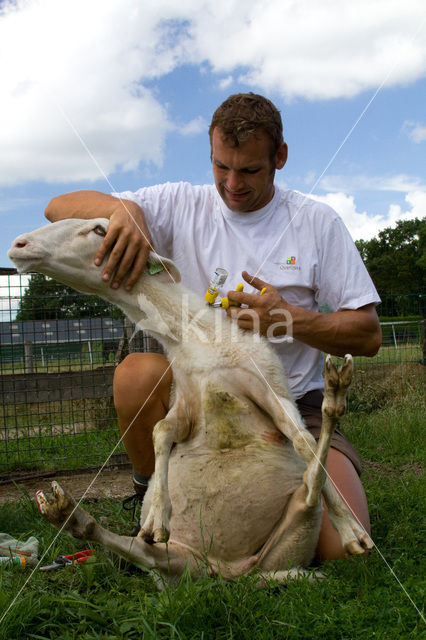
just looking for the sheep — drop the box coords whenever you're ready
[8,217,373,584]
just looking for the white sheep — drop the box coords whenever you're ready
[9,218,373,584]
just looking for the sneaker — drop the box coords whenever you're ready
[122,482,148,536]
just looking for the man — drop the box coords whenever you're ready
[45,93,382,560]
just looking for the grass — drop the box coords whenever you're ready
[0,428,126,474]
[0,371,424,638]
[0,398,122,474]
[353,343,422,366]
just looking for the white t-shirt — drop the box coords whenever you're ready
[112,182,380,399]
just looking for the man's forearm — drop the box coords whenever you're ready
[44,190,136,222]
[286,303,382,357]
[227,273,382,357]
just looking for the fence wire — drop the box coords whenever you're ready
[0,270,424,478]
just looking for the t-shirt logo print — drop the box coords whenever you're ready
[276,255,301,271]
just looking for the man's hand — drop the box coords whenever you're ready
[225,271,292,337]
[45,191,153,291]
[95,203,153,291]
[226,270,382,357]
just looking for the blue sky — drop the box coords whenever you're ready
[1,0,426,271]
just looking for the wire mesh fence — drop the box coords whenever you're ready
[0,270,163,478]
[0,270,424,478]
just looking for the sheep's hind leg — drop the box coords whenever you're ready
[36,481,97,539]
[36,481,195,576]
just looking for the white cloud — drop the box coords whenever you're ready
[177,116,208,136]
[309,190,425,241]
[187,0,426,100]
[0,0,193,185]
[1,0,426,185]
[318,173,426,193]
[403,120,426,143]
[219,76,233,90]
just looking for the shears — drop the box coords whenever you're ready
[39,549,94,571]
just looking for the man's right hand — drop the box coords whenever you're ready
[95,202,153,291]
[45,190,153,291]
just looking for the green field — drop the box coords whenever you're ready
[0,397,122,474]
[0,365,424,639]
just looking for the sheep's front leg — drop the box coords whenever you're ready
[249,355,372,555]
[320,355,373,553]
[257,386,338,571]
[139,399,190,544]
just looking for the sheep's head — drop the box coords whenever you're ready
[8,218,180,300]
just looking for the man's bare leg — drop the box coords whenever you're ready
[113,353,172,477]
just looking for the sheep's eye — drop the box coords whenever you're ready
[93,225,106,237]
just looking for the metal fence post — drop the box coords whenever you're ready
[24,341,34,374]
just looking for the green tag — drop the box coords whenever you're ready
[148,262,164,275]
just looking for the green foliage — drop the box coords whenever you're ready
[355,217,426,296]
[16,273,122,320]
[378,315,423,323]
[378,294,425,318]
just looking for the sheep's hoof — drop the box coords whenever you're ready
[345,531,374,555]
[36,481,96,539]
[139,525,169,545]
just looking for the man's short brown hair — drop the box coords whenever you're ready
[209,93,284,158]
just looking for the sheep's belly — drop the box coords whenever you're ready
[167,444,306,561]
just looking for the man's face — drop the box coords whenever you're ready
[211,128,287,213]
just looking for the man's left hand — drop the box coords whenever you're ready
[225,271,292,337]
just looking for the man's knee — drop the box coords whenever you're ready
[113,353,172,414]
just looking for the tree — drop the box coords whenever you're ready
[16,273,121,320]
[355,217,426,295]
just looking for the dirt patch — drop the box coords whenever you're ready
[362,459,424,481]
[0,467,134,505]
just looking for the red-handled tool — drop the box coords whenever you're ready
[40,549,94,571]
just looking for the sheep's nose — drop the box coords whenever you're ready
[13,239,28,249]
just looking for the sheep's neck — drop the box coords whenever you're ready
[109,276,224,348]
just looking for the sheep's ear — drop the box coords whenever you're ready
[147,252,181,283]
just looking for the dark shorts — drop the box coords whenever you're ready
[296,389,362,476]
